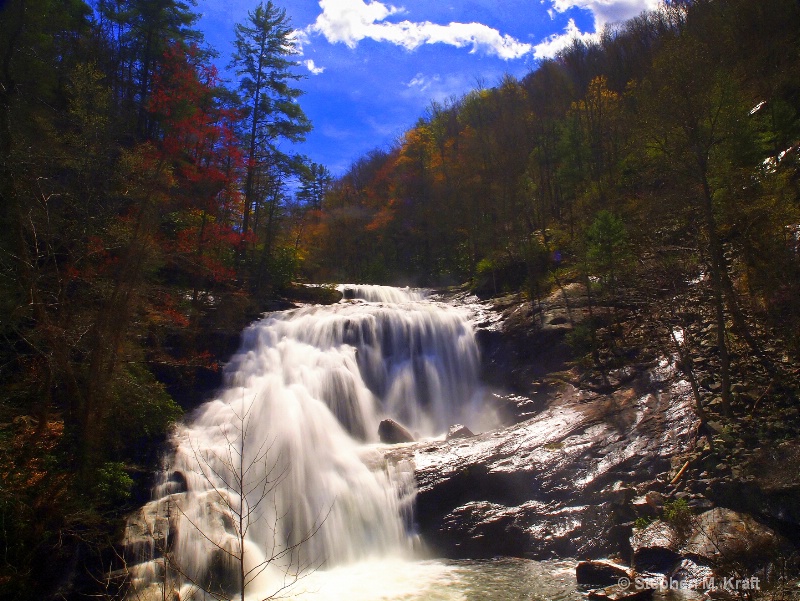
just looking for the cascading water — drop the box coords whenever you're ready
[124,285,495,600]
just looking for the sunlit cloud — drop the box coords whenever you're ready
[307,0,533,60]
[407,73,439,93]
[305,59,326,75]
[549,0,662,30]
[534,0,660,59]
[402,71,472,103]
[533,18,599,59]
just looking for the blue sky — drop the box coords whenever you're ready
[197,0,661,175]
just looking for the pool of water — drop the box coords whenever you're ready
[278,557,580,601]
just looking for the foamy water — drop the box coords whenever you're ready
[125,286,502,600]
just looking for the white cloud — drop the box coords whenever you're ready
[532,18,599,59]
[550,0,662,31]
[401,71,473,103]
[533,0,661,59]
[290,28,308,54]
[305,59,326,75]
[307,0,533,60]
[406,72,441,93]
[309,0,402,48]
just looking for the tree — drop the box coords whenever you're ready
[230,1,311,245]
[297,161,332,210]
[569,76,624,212]
[586,210,629,302]
[148,42,245,306]
[126,399,323,601]
[95,0,203,134]
[0,2,189,596]
[637,34,752,416]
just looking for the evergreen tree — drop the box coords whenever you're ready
[95,0,202,133]
[230,1,311,241]
[297,161,332,210]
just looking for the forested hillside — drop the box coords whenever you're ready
[0,0,328,597]
[308,0,800,296]
[306,0,800,350]
[303,0,800,450]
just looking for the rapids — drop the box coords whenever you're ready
[124,285,502,600]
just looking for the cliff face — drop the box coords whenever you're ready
[388,356,699,560]
[387,285,800,566]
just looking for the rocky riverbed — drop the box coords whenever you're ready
[385,358,699,560]
[382,284,800,596]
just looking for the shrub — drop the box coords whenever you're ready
[662,498,695,543]
[93,462,134,506]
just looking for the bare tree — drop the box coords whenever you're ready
[122,398,326,601]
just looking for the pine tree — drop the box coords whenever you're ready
[230,1,311,243]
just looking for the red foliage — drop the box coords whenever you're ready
[147,43,247,290]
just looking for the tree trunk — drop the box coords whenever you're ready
[700,174,732,417]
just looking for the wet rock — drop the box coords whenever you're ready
[645,491,665,512]
[165,471,187,494]
[446,424,475,440]
[576,560,631,586]
[682,508,785,565]
[203,547,240,597]
[630,520,681,573]
[399,369,699,560]
[488,392,540,424]
[435,501,539,558]
[669,558,713,590]
[475,285,584,392]
[123,502,172,561]
[286,283,343,305]
[378,419,415,444]
[631,496,657,518]
[707,441,800,539]
[378,291,721,562]
[587,584,653,601]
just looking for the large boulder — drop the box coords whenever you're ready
[630,520,682,573]
[576,560,631,586]
[682,507,786,566]
[627,508,789,593]
[446,424,475,441]
[705,442,800,542]
[378,419,415,444]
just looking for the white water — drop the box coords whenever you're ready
[125,285,499,600]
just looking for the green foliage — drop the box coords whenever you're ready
[107,363,182,459]
[585,210,630,293]
[662,498,695,542]
[634,516,654,529]
[662,497,691,521]
[362,255,391,284]
[92,462,134,506]
[286,283,343,304]
[565,320,597,357]
[268,245,301,291]
[476,257,496,277]
[472,254,528,296]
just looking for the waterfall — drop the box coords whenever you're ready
[124,286,490,600]
[337,284,423,303]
